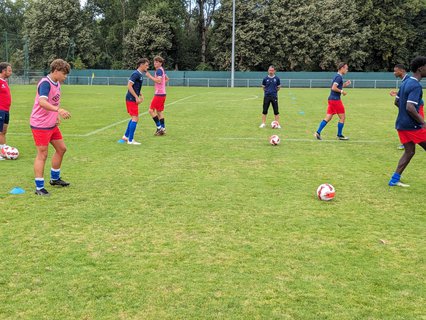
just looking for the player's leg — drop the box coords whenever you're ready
[149,97,162,134]
[389,142,415,187]
[49,126,70,186]
[315,113,333,140]
[49,138,70,187]
[157,111,166,134]
[156,96,166,134]
[272,98,281,128]
[0,111,9,159]
[34,145,49,195]
[32,129,50,195]
[125,101,140,144]
[260,97,270,128]
[336,113,348,140]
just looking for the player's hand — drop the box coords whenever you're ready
[139,95,144,104]
[345,80,351,86]
[136,97,141,104]
[59,108,71,119]
[389,90,397,97]
[342,91,347,96]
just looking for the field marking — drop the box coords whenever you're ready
[10,95,198,138]
[220,137,385,144]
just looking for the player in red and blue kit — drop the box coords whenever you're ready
[314,62,351,140]
[0,62,12,160]
[119,58,150,145]
[259,65,281,128]
[145,56,169,136]
[30,59,72,196]
[389,56,426,187]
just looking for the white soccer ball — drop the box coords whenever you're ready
[269,135,280,145]
[271,121,280,129]
[1,146,19,160]
[316,183,335,201]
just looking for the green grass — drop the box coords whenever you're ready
[1,85,425,319]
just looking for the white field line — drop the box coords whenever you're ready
[219,137,385,144]
[10,95,197,138]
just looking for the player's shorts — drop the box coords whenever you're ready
[262,96,279,115]
[398,128,426,144]
[0,110,10,132]
[31,126,63,146]
[150,95,166,112]
[126,100,139,116]
[327,100,345,115]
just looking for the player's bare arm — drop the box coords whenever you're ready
[332,83,347,96]
[39,97,71,119]
[343,80,351,87]
[127,82,141,104]
[406,102,425,126]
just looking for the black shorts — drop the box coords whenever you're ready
[262,96,279,115]
[0,110,10,132]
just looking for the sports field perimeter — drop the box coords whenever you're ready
[1,85,425,319]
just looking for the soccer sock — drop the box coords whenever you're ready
[317,120,328,134]
[124,119,132,138]
[35,178,44,190]
[390,172,401,184]
[51,168,60,181]
[128,121,138,141]
[152,116,161,128]
[337,122,344,136]
[160,118,165,128]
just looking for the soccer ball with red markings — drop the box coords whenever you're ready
[316,183,335,201]
[269,135,280,145]
[1,146,19,160]
[271,121,280,129]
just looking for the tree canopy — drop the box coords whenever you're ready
[0,0,424,71]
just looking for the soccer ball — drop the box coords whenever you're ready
[269,135,280,145]
[271,121,280,129]
[316,183,335,201]
[1,146,19,160]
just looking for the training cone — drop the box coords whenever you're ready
[10,187,25,195]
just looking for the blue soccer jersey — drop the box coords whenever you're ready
[125,70,144,102]
[328,73,343,100]
[395,77,424,130]
[262,76,281,97]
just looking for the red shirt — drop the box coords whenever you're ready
[0,78,11,112]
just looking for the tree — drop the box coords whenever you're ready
[24,0,97,69]
[194,0,219,65]
[123,10,173,69]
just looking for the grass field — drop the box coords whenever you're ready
[1,85,425,319]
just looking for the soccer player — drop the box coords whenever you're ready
[30,59,72,196]
[120,58,150,145]
[390,64,409,150]
[0,62,13,160]
[259,65,281,128]
[388,56,426,187]
[314,62,351,140]
[145,56,169,135]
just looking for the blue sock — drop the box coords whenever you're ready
[317,120,328,134]
[160,118,165,129]
[51,168,60,180]
[337,122,344,136]
[389,172,401,184]
[124,119,132,138]
[128,121,138,141]
[35,178,44,190]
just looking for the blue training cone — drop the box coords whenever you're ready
[10,187,25,195]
